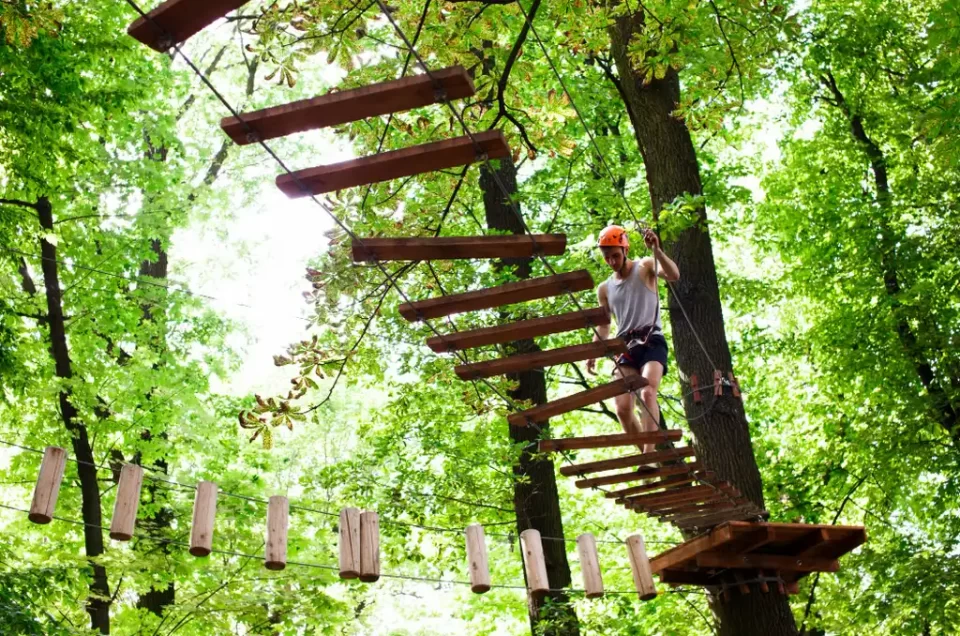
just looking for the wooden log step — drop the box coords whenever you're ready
[352,234,566,263]
[402,270,593,323]
[507,375,646,427]
[277,131,510,197]
[224,67,475,145]
[574,461,702,489]
[129,0,250,51]
[604,473,711,499]
[455,339,626,381]
[559,447,695,477]
[539,430,683,453]
[427,307,609,353]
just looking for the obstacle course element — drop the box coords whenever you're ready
[465,524,491,594]
[455,339,626,381]
[128,0,250,51]
[110,464,144,541]
[190,481,218,557]
[29,446,67,524]
[352,234,567,262]
[576,533,604,599]
[426,308,609,353]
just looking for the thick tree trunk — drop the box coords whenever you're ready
[35,197,112,633]
[609,11,799,635]
[480,161,579,635]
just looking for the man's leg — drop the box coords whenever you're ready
[636,361,664,454]
[613,365,645,449]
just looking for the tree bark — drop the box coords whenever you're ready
[480,160,579,635]
[609,10,799,635]
[34,197,112,633]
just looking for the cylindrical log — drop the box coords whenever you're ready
[29,446,67,524]
[576,533,604,599]
[359,510,380,582]
[520,529,550,596]
[626,534,657,601]
[339,507,361,579]
[189,481,218,557]
[265,496,289,571]
[465,523,491,594]
[109,464,144,541]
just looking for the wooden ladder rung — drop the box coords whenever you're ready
[604,473,710,499]
[277,131,509,197]
[455,339,626,381]
[559,447,696,477]
[539,430,682,453]
[223,67,475,145]
[352,234,566,262]
[506,375,646,427]
[625,482,736,508]
[128,0,250,51]
[427,307,608,353]
[574,462,702,489]
[401,270,593,322]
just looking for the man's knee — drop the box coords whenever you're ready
[615,398,634,421]
[640,386,658,405]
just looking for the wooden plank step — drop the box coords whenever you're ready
[402,270,594,323]
[652,499,741,519]
[559,447,695,477]
[539,430,682,453]
[224,67,475,145]
[129,0,249,51]
[507,375,646,427]
[675,508,763,530]
[427,308,609,353]
[574,461,702,489]
[625,484,730,510]
[604,473,710,499]
[455,339,626,381]
[352,234,566,262]
[277,131,510,197]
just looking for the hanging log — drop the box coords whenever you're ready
[508,375,647,427]
[265,496,289,571]
[28,446,67,524]
[540,429,682,453]
[128,0,251,51]
[353,234,566,263]
[465,524,491,594]
[359,511,380,582]
[427,307,609,353]
[626,534,657,601]
[520,529,550,596]
[401,270,593,322]
[109,464,144,541]
[339,507,362,579]
[455,339,626,381]
[224,67,475,145]
[189,481,218,557]
[559,447,696,477]
[576,533,604,599]
[277,131,510,197]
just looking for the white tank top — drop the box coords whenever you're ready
[605,260,662,346]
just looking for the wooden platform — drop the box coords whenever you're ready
[650,521,866,590]
[400,270,593,322]
[454,339,626,381]
[426,308,609,353]
[538,430,682,452]
[506,375,647,427]
[223,67,475,145]
[277,131,510,197]
[128,0,249,51]
[352,234,566,262]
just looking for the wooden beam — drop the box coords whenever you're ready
[508,374,646,427]
[129,0,250,51]
[574,461,702,489]
[649,524,736,574]
[675,508,764,530]
[277,131,510,197]
[696,552,840,573]
[624,484,723,508]
[605,473,709,499]
[646,496,739,517]
[353,234,565,263]
[781,528,827,558]
[402,270,594,323]
[658,569,721,586]
[560,447,695,477]
[540,430,683,453]
[722,525,776,554]
[455,339,626,381]
[428,307,609,353]
[224,67,475,145]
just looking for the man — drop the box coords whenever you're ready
[586,225,680,453]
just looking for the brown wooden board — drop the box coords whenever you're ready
[277,131,509,197]
[651,499,740,518]
[696,552,839,573]
[574,461,702,489]
[540,430,683,453]
[675,508,762,529]
[649,525,737,574]
[129,0,250,51]
[455,339,626,381]
[401,270,594,323]
[508,375,646,427]
[559,447,695,477]
[604,473,709,499]
[428,308,609,353]
[224,67,474,145]
[626,484,731,510]
[352,234,565,262]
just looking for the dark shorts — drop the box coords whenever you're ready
[615,335,669,376]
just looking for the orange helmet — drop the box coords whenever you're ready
[598,225,629,249]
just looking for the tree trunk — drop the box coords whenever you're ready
[609,11,799,635]
[480,161,580,635]
[35,197,112,633]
